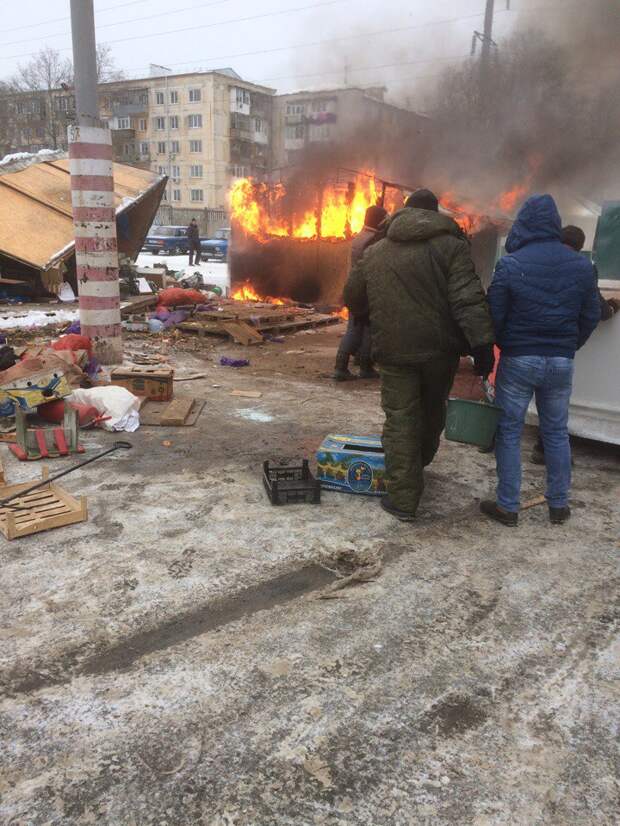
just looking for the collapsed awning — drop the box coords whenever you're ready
[0,156,166,279]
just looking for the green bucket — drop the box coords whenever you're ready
[445,397,503,449]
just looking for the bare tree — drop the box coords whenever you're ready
[96,44,125,83]
[12,46,73,150]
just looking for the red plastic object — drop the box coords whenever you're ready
[52,334,93,357]
[156,287,204,307]
[38,400,100,426]
[54,428,69,455]
[35,429,49,458]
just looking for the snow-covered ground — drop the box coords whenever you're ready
[136,252,230,294]
[0,307,78,331]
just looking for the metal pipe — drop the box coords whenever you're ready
[69,0,99,126]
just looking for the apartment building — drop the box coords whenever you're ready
[272,86,430,172]
[0,69,275,212]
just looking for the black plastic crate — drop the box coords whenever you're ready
[263,460,321,505]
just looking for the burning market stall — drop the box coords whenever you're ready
[228,169,510,304]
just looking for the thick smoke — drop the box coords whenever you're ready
[420,0,620,205]
[287,0,620,210]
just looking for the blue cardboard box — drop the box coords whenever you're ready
[316,434,387,496]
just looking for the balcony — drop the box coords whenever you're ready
[284,113,305,125]
[112,102,148,117]
[230,128,254,142]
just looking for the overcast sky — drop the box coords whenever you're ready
[1,1,563,103]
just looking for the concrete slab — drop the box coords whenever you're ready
[0,326,618,825]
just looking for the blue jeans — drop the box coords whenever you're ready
[495,355,574,512]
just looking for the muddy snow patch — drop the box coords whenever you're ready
[235,408,274,423]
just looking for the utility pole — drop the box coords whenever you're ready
[481,0,495,66]
[68,0,122,365]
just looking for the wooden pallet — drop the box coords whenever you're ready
[0,469,87,540]
[177,306,339,341]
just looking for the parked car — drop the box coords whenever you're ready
[200,228,231,261]
[142,226,190,255]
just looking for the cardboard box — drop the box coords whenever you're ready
[316,434,387,496]
[110,366,174,401]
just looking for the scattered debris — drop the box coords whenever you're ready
[220,357,250,368]
[68,387,141,432]
[230,390,262,399]
[174,373,207,382]
[316,547,383,599]
[9,405,84,461]
[0,475,88,540]
[140,398,205,427]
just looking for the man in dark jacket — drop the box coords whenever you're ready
[334,204,388,381]
[483,195,601,528]
[187,218,201,266]
[344,188,495,521]
[531,223,618,464]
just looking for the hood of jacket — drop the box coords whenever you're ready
[386,208,462,243]
[505,194,562,253]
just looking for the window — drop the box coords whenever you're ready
[170,140,180,153]
[286,125,305,139]
[117,117,130,129]
[140,141,149,155]
[139,118,147,131]
[311,99,329,112]
[123,144,132,156]
[170,90,179,104]
[155,91,165,105]
[190,189,204,202]
[157,165,166,175]
[154,117,165,130]
[253,117,266,134]
[286,103,305,115]
[161,190,168,201]
[189,139,202,153]
[188,114,202,128]
[231,165,247,178]
[173,189,181,202]
[157,141,166,154]
[189,88,201,102]
[235,88,251,107]
[190,164,203,178]
[171,164,181,178]
[140,92,148,105]
[169,115,179,129]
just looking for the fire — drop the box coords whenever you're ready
[230,174,383,242]
[231,280,285,305]
[336,306,349,321]
[497,182,529,213]
[440,191,487,235]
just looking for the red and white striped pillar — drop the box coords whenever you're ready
[68,124,122,364]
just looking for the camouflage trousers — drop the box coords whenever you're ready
[380,357,459,515]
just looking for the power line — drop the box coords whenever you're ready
[119,13,499,77]
[0,0,235,48]
[1,0,349,62]
[2,0,152,35]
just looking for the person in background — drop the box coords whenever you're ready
[334,204,388,381]
[530,224,619,464]
[187,217,202,266]
[483,196,601,528]
[344,188,495,521]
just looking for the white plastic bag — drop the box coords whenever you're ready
[68,386,141,432]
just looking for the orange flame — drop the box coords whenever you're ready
[230,174,383,242]
[231,280,285,305]
[497,182,529,213]
[336,306,349,320]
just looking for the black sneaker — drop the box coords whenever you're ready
[549,506,571,525]
[480,500,518,527]
[380,496,416,522]
[333,369,358,382]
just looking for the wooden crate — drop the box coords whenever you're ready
[0,470,87,540]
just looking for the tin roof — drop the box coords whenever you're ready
[0,158,163,271]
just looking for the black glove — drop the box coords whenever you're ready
[472,344,495,378]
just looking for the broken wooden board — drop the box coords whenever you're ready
[230,390,262,399]
[177,310,340,342]
[120,295,158,317]
[0,476,87,540]
[160,397,195,425]
[220,320,264,346]
[140,397,205,427]
[0,453,4,484]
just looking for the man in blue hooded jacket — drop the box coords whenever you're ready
[482,194,601,527]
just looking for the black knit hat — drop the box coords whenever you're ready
[364,204,388,229]
[405,188,439,212]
